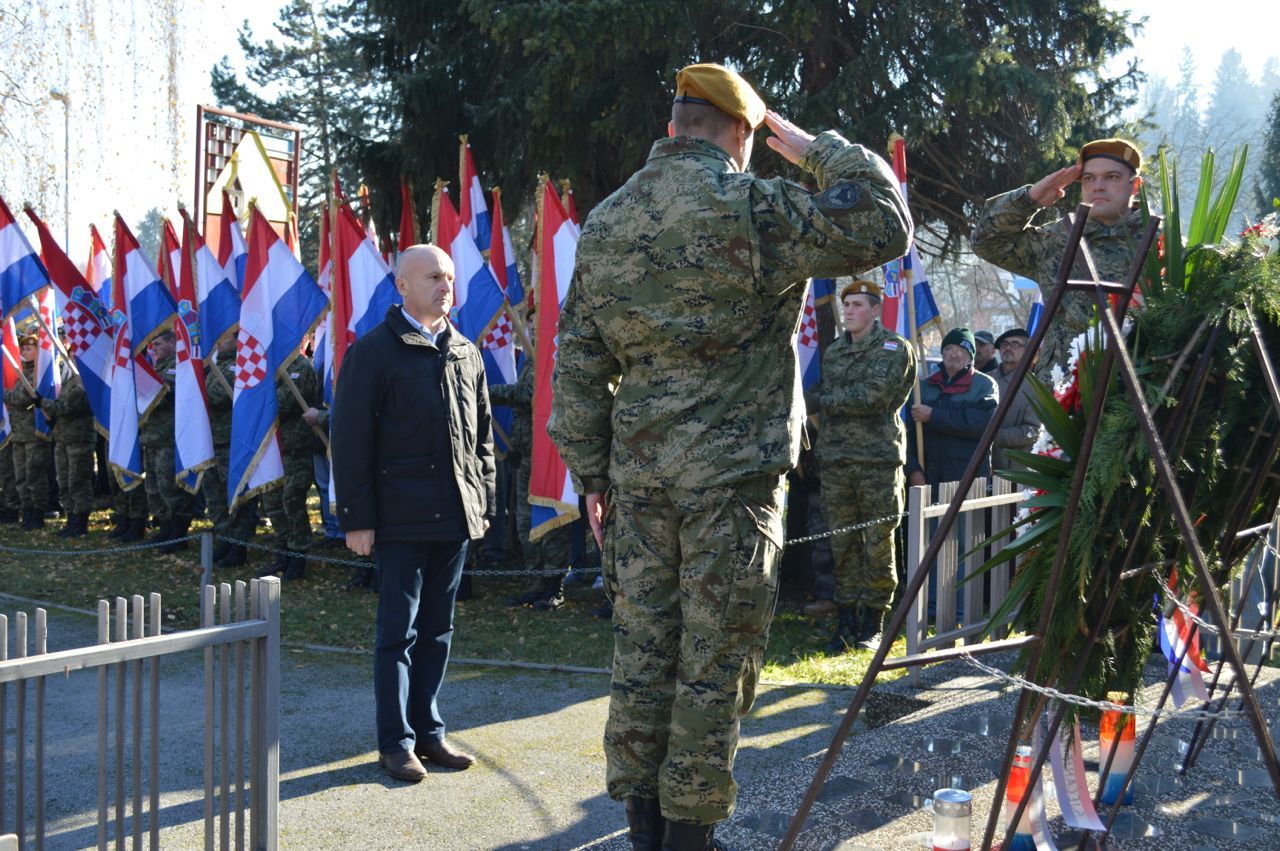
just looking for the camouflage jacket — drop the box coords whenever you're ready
[550,131,912,493]
[971,185,1147,381]
[812,321,916,468]
[487,355,533,457]
[2,362,44,443]
[275,356,319,455]
[204,356,237,446]
[41,370,96,445]
[139,354,176,447]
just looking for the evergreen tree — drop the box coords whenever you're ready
[211,0,389,265]
[1204,49,1268,229]
[1258,90,1280,213]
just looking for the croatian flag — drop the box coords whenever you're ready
[228,208,327,509]
[489,187,524,308]
[434,187,505,343]
[182,208,240,354]
[86,225,112,307]
[158,219,182,302]
[313,211,335,406]
[217,192,249,297]
[796,279,821,392]
[173,217,215,491]
[529,179,581,540]
[25,208,113,434]
[31,286,59,438]
[880,137,940,339]
[330,197,399,382]
[0,193,50,317]
[0,318,17,446]
[1158,575,1210,708]
[108,214,172,489]
[459,137,492,251]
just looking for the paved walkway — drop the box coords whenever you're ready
[4,597,1279,849]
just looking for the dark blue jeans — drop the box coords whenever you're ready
[374,538,468,755]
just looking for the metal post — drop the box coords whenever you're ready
[251,578,280,851]
[202,532,215,589]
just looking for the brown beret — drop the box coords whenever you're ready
[18,334,39,348]
[1079,138,1142,174]
[839,279,882,301]
[674,63,766,130]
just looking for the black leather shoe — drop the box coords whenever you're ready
[414,737,475,770]
[379,750,427,782]
[625,797,664,851]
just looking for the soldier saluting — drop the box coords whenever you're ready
[971,138,1146,380]
[550,63,911,851]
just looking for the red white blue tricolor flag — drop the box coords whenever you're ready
[796,279,822,392]
[880,137,940,338]
[107,214,171,489]
[228,209,327,509]
[459,137,492,251]
[433,186,506,344]
[31,285,59,438]
[331,186,399,383]
[0,193,50,317]
[488,187,524,308]
[192,199,242,354]
[1158,571,1210,708]
[174,215,215,491]
[217,192,249,298]
[0,318,16,447]
[25,207,113,435]
[529,178,581,540]
[86,224,112,307]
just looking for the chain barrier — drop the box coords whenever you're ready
[781,511,908,547]
[957,651,1247,722]
[0,534,203,557]
[1146,554,1280,643]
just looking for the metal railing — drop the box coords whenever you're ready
[0,579,280,851]
[904,477,1027,684]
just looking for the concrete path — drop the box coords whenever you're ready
[4,597,1279,850]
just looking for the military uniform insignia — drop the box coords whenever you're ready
[815,182,865,213]
[883,340,899,351]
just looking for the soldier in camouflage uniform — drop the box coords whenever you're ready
[0,428,19,524]
[140,330,194,552]
[489,317,575,610]
[971,138,1148,382]
[3,336,53,530]
[41,365,98,537]
[548,64,912,849]
[203,335,257,567]
[258,353,319,581]
[810,279,916,654]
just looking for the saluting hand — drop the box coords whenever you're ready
[1028,164,1082,207]
[764,110,816,165]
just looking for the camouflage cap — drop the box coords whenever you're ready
[839,278,882,301]
[1079,138,1142,174]
[674,63,766,129]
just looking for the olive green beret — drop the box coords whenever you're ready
[1079,138,1142,174]
[839,279,882,301]
[674,63,766,130]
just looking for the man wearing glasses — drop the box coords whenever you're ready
[990,327,1040,471]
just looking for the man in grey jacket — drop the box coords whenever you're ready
[990,327,1041,472]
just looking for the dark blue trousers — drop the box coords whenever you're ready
[374,539,468,755]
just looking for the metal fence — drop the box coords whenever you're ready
[0,578,280,851]
[904,477,1026,684]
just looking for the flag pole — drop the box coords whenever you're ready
[1,343,37,395]
[890,133,926,469]
[281,367,330,451]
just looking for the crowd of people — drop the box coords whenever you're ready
[2,59,1149,851]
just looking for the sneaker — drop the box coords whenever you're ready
[532,593,565,611]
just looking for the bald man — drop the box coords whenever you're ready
[332,244,496,782]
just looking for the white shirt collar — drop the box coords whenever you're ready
[401,307,449,345]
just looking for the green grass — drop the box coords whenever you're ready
[0,504,904,686]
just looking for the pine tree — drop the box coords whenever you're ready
[1258,90,1280,213]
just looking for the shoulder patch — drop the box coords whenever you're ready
[883,341,899,351]
[815,182,865,214]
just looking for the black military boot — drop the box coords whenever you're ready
[533,574,567,611]
[121,517,147,542]
[211,539,231,562]
[856,607,887,651]
[159,516,191,554]
[108,513,129,538]
[216,544,247,568]
[0,507,19,524]
[341,566,374,592]
[281,550,308,581]
[255,551,291,578]
[625,797,664,851]
[58,512,87,538]
[74,512,92,537]
[23,507,45,530]
[146,518,173,546]
[824,605,862,654]
[662,820,728,851]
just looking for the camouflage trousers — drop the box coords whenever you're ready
[514,455,573,589]
[142,444,194,522]
[262,451,313,551]
[821,463,905,612]
[55,440,97,515]
[0,442,19,510]
[202,446,258,541]
[602,473,784,824]
[112,481,148,520]
[10,440,52,511]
